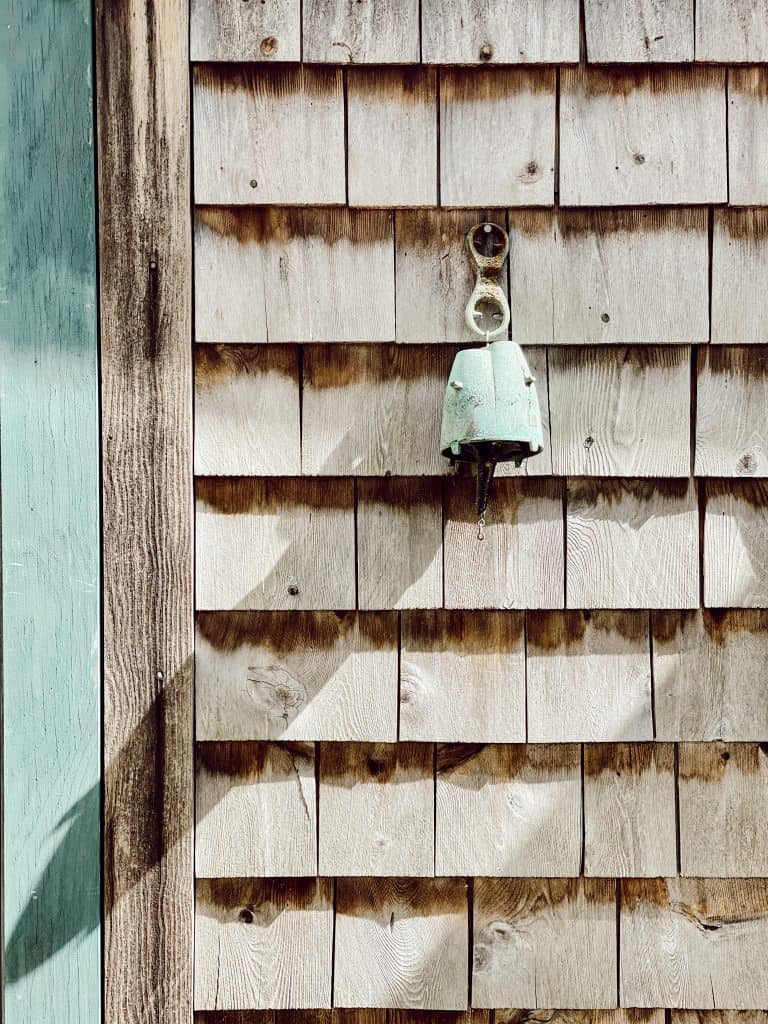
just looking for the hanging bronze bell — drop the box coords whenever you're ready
[439,223,544,520]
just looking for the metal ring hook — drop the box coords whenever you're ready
[464,222,511,341]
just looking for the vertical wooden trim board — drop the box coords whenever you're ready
[1,1,101,1022]
[95,0,194,1020]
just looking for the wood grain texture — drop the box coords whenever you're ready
[303,0,420,63]
[196,611,398,741]
[567,479,699,609]
[195,345,300,476]
[444,477,565,609]
[2,0,101,1018]
[584,0,694,62]
[560,67,727,205]
[435,744,581,876]
[549,346,691,476]
[508,208,709,345]
[728,68,768,205]
[584,744,677,877]
[696,346,768,477]
[190,0,300,60]
[620,878,768,1008]
[195,207,396,343]
[652,610,768,741]
[95,0,193,1018]
[334,878,468,1009]
[497,1014,663,1024]
[301,345,452,476]
[193,65,344,205]
[679,742,768,877]
[527,611,653,742]
[195,878,333,1010]
[712,210,768,344]
[318,742,434,876]
[704,480,768,607]
[394,208,506,344]
[357,478,443,610]
[347,68,437,207]
[421,0,579,63]
[195,742,315,877]
[473,878,617,1009]
[440,68,556,206]
[696,0,768,60]
[672,1013,768,1024]
[399,610,526,743]
[196,478,355,610]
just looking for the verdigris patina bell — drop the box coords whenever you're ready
[440,223,544,526]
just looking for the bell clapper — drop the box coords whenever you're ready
[477,514,486,542]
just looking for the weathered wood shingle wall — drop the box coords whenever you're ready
[191,0,768,1016]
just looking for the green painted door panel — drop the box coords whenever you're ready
[1,0,101,1020]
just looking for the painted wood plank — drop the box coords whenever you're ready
[357,478,443,610]
[435,744,581,876]
[567,480,699,609]
[421,0,579,63]
[679,742,768,877]
[653,610,768,741]
[399,610,526,743]
[318,742,434,876]
[560,67,727,205]
[2,0,101,1018]
[196,611,398,742]
[620,878,768,1008]
[704,480,768,607]
[195,345,300,476]
[301,345,452,476]
[196,478,355,610]
[584,0,694,62]
[527,611,653,743]
[347,68,437,207]
[549,347,691,476]
[473,878,617,1009]
[190,0,300,60]
[728,68,768,205]
[440,69,556,207]
[303,0,420,63]
[95,0,193,1018]
[508,208,709,345]
[696,347,768,477]
[195,742,315,877]
[444,477,564,609]
[712,210,768,344]
[195,207,396,344]
[193,65,344,205]
[195,878,333,1010]
[584,744,677,877]
[395,208,506,344]
[696,0,768,61]
[334,878,468,1009]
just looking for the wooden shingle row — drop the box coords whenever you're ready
[195,875,768,1010]
[191,0,768,65]
[196,343,768,479]
[193,66,768,207]
[196,207,768,344]
[195,609,768,743]
[195,739,768,879]
[195,477,768,610]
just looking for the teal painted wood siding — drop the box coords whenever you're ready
[0,1,101,1021]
